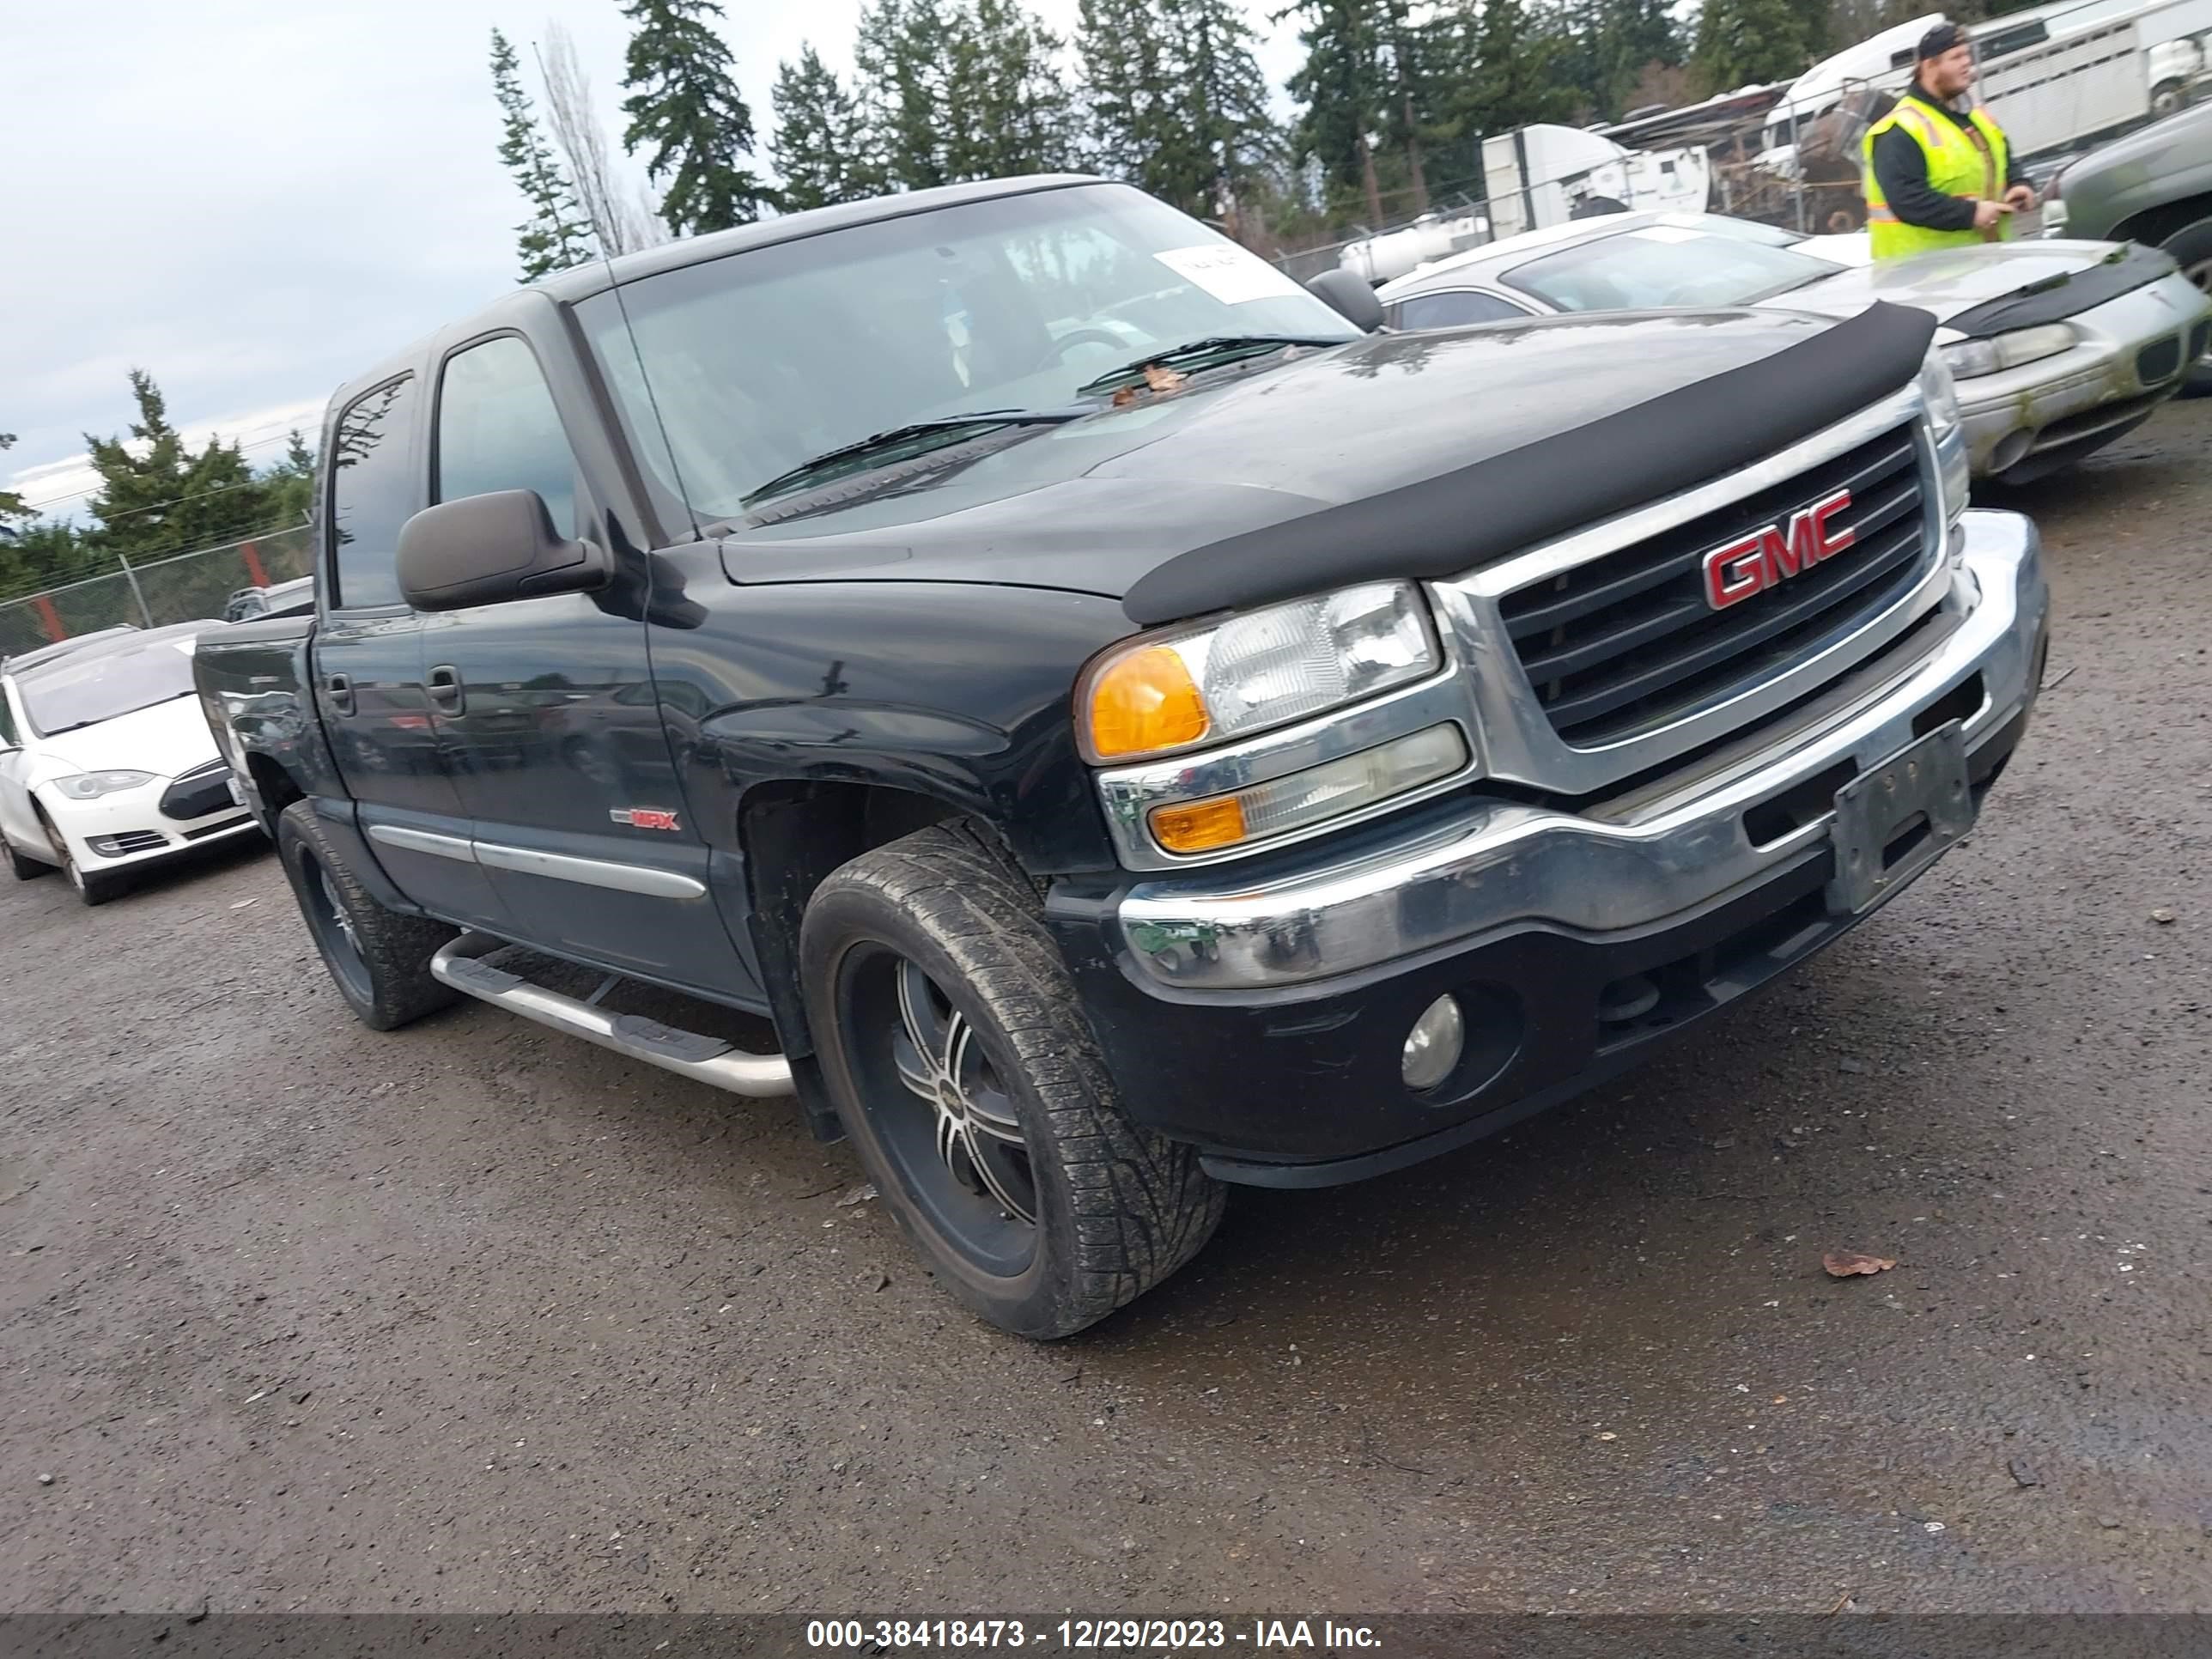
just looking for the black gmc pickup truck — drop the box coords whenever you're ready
[196,174,2050,1337]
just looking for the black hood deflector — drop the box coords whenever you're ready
[1944,240,2178,339]
[1121,300,1937,627]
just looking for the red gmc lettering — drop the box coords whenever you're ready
[1702,489,1856,610]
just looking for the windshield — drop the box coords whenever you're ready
[1503,226,1841,313]
[576,182,1359,521]
[18,635,199,737]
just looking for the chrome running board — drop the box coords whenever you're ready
[429,933,793,1097]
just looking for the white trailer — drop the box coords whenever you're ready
[1480,125,1711,239]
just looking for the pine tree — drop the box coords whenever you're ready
[1078,0,1175,183]
[258,429,318,528]
[1285,0,1389,224]
[854,0,957,190]
[82,371,281,559]
[941,0,1077,179]
[619,0,773,236]
[1167,0,1281,222]
[0,434,26,526]
[771,46,880,210]
[1694,0,1813,88]
[1444,0,1576,143]
[490,28,593,282]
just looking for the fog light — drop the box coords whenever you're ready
[1401,994,1465,1091]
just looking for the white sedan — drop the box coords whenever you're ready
[0,623,258,905]
[1378,211,2212,483]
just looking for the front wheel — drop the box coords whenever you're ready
[799,821,1224,1339]
[2166,217,2212,398]
[275,799,458,1030]
[8,837,55,881]
[35,808,125,906]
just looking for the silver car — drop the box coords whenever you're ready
[1378,211,2212,483]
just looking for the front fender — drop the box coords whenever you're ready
[654,579,1133,876]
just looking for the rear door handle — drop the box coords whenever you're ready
[323,673,355,717]
[425,665,465,714]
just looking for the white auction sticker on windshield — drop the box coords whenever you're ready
[1154,244,1304,305]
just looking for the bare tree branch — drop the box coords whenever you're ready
[538,22,653,256]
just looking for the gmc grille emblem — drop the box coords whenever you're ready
[1701,488,1856,611]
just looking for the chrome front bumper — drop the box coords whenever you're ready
[1956,272,2207,474]
[1115,509,2046,994]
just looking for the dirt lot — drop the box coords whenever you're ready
[4,400,2211,1616]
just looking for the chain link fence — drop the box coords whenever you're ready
[0,523,313,659]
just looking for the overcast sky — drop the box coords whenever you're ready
[1,0,1304,520]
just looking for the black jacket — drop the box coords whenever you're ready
[1870,84,2031,233]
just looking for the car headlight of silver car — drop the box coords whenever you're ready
[1941,324,2076,380]
[51,769,156,799]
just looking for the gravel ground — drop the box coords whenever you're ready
[4,399,2211,1616]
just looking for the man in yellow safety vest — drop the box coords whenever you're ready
[1863,22,2038,259]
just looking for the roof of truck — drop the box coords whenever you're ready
[324,173,1109,420]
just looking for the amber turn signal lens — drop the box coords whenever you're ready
[1087,645,1209,758]
[1149,796,1249,854]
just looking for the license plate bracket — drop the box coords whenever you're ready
[1826,720,1973,915]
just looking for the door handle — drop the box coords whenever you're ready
[323,672,355,716]
[425,665,465,714]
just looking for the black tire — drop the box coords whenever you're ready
[2165,217,2212,398]
[34,806,126,906]
[799,820,1224,1340]
[275,799,458,1030]
[8,839,55,881]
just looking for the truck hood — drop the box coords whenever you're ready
[719,308,1842,604]
[32,694,220,779]
[1761,238,2149,331]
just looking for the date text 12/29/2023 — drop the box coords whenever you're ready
[805,1620,1384,1651]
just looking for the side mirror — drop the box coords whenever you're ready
[1307,268,1385,333]
[396,490,611,612]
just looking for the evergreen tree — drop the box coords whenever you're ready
[854,0,957,190]
[1078,0,1177,183]
[82,372,282,559]
[1285,0,1389,224]
[771,46,879,210]
[1443,0,1576,141]
[1168,0,1282,222]
[1694,0,1814,88]
[941,0,1077,179]
[258,429,318,528]
[619,0,773,235]
[490,28,593,282]
[0,434,27,526]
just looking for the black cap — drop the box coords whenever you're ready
[1917,21,1966,59]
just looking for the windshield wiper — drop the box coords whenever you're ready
[742,410,1079,507]
[1074,335,1348,398]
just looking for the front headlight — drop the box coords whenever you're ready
[1942,323,2076,380]
[1923,345,1971,420]
[1080,581,1439,762]
[52,770,156,799]
[1919,349,1971,522]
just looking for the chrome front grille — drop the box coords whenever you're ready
[1498,423,1930,748]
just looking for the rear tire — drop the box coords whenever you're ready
[2164,217,2212,398]
[276,799,458,1030]
[799,820,1224,1340]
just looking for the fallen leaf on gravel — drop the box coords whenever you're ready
[2008,1457,2040,1488]
[1822,1250,1897,1277]
[229,898,258,909]
[834,1183,878,1207]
